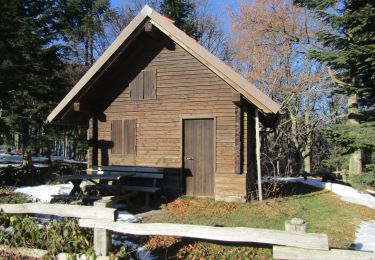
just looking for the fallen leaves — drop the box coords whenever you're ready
[164,198,239,218]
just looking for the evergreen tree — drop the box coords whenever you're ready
[295,0,375,174]
[0,0,63,169]
[159,0,201,39]
[57,0,112,66]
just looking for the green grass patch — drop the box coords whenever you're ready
[142,183,375,258]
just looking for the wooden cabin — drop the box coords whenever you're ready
[47,6,280,202]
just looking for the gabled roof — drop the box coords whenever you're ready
[47,5,280,123]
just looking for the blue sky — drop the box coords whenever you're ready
[110,0,237,32]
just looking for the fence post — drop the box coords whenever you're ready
[93,197,115,256]
[285,218,306,233]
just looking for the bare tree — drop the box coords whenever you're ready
[230,0,337,176]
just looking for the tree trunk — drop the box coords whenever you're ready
[21,124,34,171]
[290,112,303,174]
[85,35,89,66]
[45,140,52,165]
[302,110,312,174]
[90,31,94,66]
[347,94,362,175]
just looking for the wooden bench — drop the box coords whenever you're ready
[90,166,164,206]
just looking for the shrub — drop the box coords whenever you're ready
[348,172,375,190]
[0,190,29,204]
[0,214,94,256]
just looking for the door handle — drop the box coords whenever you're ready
[185,157,193,160]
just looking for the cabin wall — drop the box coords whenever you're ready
[92,36,248,199]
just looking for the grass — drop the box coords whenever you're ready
[138,183,375,259]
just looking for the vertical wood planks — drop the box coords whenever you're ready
[130,71,144,100]
[143,69,157,99]
[124,119,137,155]
[183,119,214,196]
[111,120,123,155]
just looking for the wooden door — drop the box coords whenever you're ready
[183,119,214,196]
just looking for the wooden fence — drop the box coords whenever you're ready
[1,200,374,259]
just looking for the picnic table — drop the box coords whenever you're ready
[61,166,165,206]
[62,172,136,196]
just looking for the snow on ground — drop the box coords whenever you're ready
[11,183,143,226]
[117,211,141,223]
[0,153,86,168]
[14,183,73,203]
[113,237,156,260]
[353,221,375,252]
[269,177,375,209]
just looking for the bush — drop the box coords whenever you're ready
[0,190,30,204]
[0,214,94,256]
[348,172,375,190]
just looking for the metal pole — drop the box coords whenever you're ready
[255,109,263,201]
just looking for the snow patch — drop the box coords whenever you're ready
[354,221,375,252]
[269,177,375,209]
[0,153,86,168]
[117,211,141,223]
[14,183,73,203]
[113,237,156,260]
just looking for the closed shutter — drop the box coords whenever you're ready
[111,120,123,154]
[129,69,156,100]
[143,69,157,99]
[130,72,144,100]
[124,119,136,155]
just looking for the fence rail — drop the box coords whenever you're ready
[1,201,373,259]
[79,218,329,250]
[0,203,117,221]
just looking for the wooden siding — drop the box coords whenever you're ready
[95,36,242,195]
[215,174,246,202]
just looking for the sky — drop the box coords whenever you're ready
[109,0,238,33]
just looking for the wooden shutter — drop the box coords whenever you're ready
[130,72,144,100]
[111,120,123,154]
[143,69,157,99]
[123,119,136,155]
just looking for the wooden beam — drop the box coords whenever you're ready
[232,92,242,105]
[255,109,263,201]
[144,21,153,32]
[144,20,163,39]
[273,246,375,260]
[79,220,330,250]
[0,203,117,221]
[93,199,113,256]
[74,102,92,114]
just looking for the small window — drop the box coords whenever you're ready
[130,69,156,100]
[111,119,137,156]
